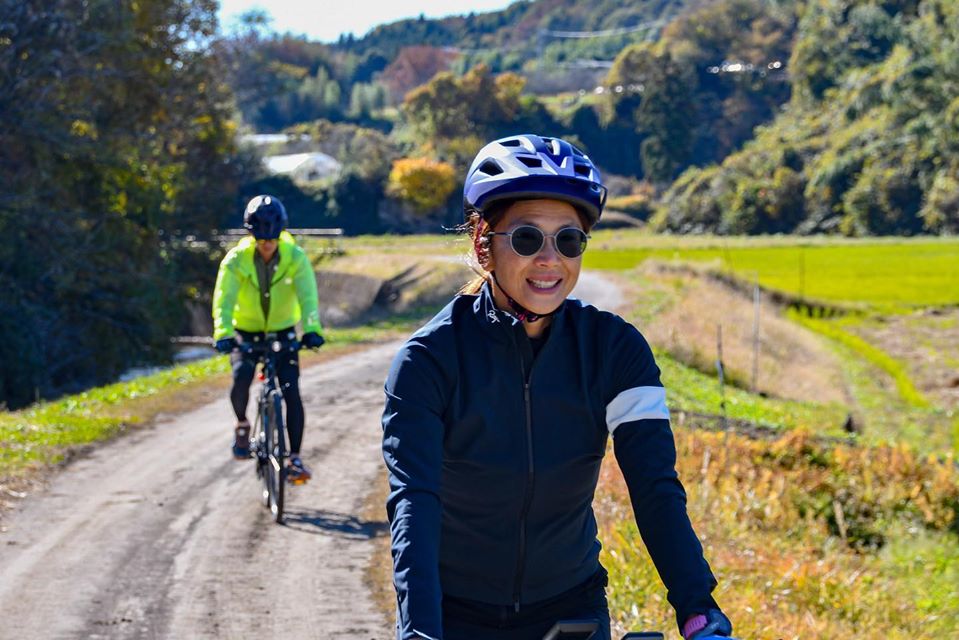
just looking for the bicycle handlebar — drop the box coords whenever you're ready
[238,335,303,357]
[545,621,737,640]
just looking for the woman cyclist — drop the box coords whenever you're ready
[382,135,733,640]
[213,195,325,483]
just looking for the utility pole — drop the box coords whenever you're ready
[799,245,806,304]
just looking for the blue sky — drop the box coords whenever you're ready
[217,0,519,43]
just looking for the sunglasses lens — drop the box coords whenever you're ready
[510,226,545,256]
[556,228,588,258]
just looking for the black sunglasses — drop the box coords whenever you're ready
[487,225,590,259]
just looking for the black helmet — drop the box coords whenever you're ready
[463,134,607,226]
[243,195,287,240]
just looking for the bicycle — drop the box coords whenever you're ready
[241,333,302,525]
[543,619,736,640]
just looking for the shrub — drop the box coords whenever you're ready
[387,157,457,214]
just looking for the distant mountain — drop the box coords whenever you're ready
[223,0,714,130]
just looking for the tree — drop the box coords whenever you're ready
[608,43,697,183]
[401,64,530,144]
[387,158,458,213]
[379,46,460,103]
[0,0,250,408]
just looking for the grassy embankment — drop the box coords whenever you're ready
[586,234,959,454]
[583,232,959,638]
[0,319,426,486]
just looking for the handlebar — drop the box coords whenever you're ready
[238,335,302,357]
[544,621,737,640]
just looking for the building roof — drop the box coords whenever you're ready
[263,152,341,178]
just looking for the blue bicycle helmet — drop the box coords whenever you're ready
[463,134,607,226]
[243,195,287,240]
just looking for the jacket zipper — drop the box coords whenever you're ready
[511,331,536,612]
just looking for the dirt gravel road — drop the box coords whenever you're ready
[0,273,620,640]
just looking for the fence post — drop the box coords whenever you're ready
[752,275,760,393]
[716,323,728,435]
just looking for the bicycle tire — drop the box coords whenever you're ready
[255,401,270,507]
[267,390,286,524]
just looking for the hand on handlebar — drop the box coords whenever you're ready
[684,609,732,640]
[302,331,325,350]
[215,337,237,354]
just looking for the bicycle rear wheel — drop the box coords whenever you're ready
[265,391,286,523]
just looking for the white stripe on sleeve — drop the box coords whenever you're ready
[605,386,670,435]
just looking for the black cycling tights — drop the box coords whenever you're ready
[230,343,304,455]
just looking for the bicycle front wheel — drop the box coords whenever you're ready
[266,391,286,524]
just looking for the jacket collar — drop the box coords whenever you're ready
[471,279,567,340]
[234,231,295,278]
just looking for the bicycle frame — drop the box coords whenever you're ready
[244,334,300,524]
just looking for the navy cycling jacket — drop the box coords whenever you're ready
[382,282,718,640]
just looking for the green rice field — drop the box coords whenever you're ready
[585,234,959,311]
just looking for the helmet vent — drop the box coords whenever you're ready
[479,160,504,176]
[574,162,591,177]
[517,155,543,168]
[501,138,521,147]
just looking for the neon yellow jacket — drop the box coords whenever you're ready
[212,231,321,340]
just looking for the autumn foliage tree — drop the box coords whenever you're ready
[387,158,458,213]
[379,46,460,104]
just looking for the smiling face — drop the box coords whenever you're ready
[487,199,586,336]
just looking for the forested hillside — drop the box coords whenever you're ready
[222,0,709,131]
[226,0,959,238]
[661,0,959,235]
[221,0,799,232]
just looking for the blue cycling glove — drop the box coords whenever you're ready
[684,608,732,640]
[215,337,237,354]
[302,332,325,350]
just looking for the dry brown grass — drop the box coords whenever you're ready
[320,252,473,320]
[323,252,433,280]
[597,428,959,639]
[636,263,849,406]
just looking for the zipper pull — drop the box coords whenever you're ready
[514,601,520,613]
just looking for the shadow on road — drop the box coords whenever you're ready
[283,508,389,539]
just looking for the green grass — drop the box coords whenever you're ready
[0,357,230,475]
[657,350,850,435]
[0,315,431,480]
[584,234,959,311]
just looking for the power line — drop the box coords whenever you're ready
[541,19,666,39]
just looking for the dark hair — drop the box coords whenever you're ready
[459,202,509,295]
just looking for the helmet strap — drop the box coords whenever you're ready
[490,272,561,324]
